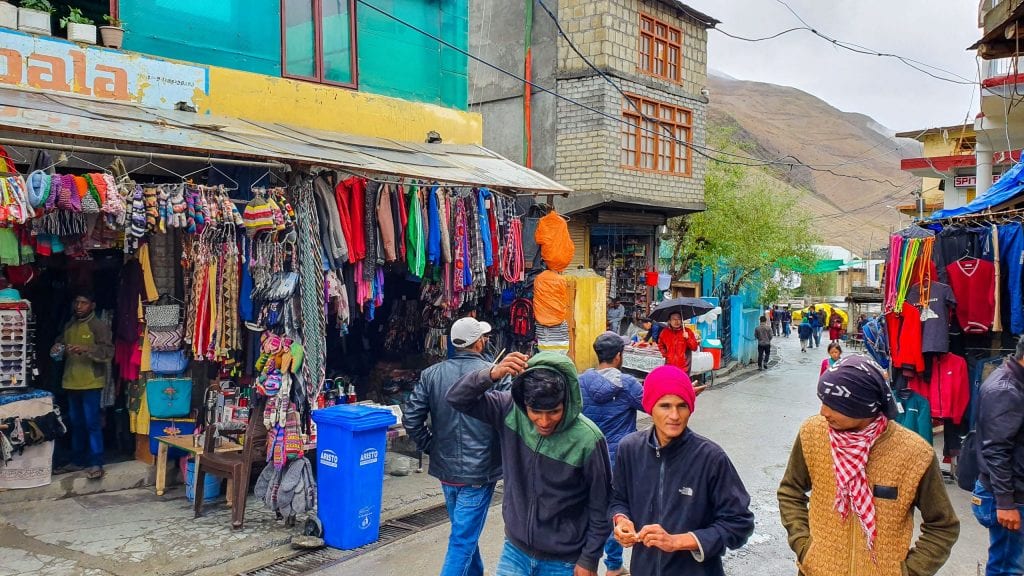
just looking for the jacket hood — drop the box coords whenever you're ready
[511,351,582,434]
[582,369,622,405]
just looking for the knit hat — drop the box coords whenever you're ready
[817,354,898,419]
[642,365,696,414]
[243,195,276,236]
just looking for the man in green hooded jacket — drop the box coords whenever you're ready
[448,351,612,576]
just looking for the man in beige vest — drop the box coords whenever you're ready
[777,355,959,576]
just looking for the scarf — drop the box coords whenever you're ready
[828,414,888,551]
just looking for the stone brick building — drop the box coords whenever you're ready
[470,0,717,321]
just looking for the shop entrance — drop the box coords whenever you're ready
[589,225,655,333]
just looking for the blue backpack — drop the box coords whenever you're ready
[862,316,890,369]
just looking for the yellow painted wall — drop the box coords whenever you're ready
[565,269,607,372]
[916,128,975,204]
[193,66,484,145]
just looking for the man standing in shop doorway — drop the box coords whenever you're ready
[607,299,625,335]
[52,292,113,480]
[659,312,699,375]
[403,317,506,576]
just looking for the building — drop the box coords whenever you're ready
[969,0,1024,199]
[897,124,982,215]
[469,0,717,320]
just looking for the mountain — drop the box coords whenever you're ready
[707,74,922,254]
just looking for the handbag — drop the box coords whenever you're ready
[146,377,192,418]
[148,324,183,351]
[145,300,181,328]
[150,350,189,375]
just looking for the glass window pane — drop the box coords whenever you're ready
[322,0,353,84]
[284,0,316,78]
[670,30,680,43]
[641,17,652,31]
[656,24,667,38]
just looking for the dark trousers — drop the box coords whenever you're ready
[757,345,771,368]
[68,389,104,468]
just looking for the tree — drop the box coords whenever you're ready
[668,125,820,298]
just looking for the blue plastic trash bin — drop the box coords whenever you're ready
[311,404,397,550]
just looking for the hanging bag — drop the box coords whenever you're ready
[148,324,184,351]
[145,295,182,329]
[150,350,189,375]
[146,377,192,418]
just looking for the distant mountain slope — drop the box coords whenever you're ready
[708,74,921,252]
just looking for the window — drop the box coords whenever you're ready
[281,0,358,88]
[622,95,692,175]
[638,13,682,83]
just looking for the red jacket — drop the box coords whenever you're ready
[658,326,699,373]
[908,353,969,424]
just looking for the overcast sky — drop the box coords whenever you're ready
[686,0,981,132]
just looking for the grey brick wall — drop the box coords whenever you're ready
[555,75,707,208]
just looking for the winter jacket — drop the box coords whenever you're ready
[58,313,114,391]
[979,359,1024,509]
[609,427,755,576]
[754,323,773,346]
[894,391,933,445]
[908,353,969,424]
[579,368,644,465]
[313,174,348,269]
[402,351,506,485]
[659,325,699,373]
[447,352,612,571]
[797,322,813,341]
[643,322,666,343]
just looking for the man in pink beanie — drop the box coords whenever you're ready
[609,365,754,575]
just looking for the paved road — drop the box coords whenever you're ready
[318,336,988,575]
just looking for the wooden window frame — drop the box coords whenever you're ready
[621,94,692,176]
[280,0,359,89]
[638,13,682,83]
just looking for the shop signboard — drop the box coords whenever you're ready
[0,28,208,109]
[954,174,1001,188]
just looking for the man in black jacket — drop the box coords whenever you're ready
[610,365,753,575]
[976,337,1024,575]
[403,317,507,576]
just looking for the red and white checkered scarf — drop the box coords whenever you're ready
[828,414,888,551]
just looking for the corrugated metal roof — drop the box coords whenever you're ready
[0,87,570,194]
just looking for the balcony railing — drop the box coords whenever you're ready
[983,56,1024,88]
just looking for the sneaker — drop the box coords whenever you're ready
[86,466,105,480]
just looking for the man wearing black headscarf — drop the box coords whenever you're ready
[777,355,959,576]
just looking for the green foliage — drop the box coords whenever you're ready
[18,0,54,13]
[102,14,123,27]
[59,6,93,27]
[668,124,820,294]
[797,272,838,298]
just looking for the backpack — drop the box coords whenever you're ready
[510,298,535,343]
[862,317,890,369]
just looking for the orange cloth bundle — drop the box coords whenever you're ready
[533,270,569,327]
[534,211,575,272]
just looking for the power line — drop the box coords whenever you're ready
[358,0,912,187]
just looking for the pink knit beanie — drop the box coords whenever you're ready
[642,365,696,414]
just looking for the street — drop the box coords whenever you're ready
[315,335,988,576]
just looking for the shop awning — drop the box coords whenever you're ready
[931,160,1024,219]
[0,87,570,194]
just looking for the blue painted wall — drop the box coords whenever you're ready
[119,0,469,109]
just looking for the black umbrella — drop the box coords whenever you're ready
[649,297,715,323]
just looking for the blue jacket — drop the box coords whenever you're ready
[609,428,754,575]
[797,322,813,340]
[579,368,644,465]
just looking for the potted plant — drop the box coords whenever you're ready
[17,0,54,36]
[0,1,16,30]
[99,14,124,49]
[60,6,95,44]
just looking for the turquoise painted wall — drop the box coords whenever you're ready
[119,0,468,110]
[121,0,282,76]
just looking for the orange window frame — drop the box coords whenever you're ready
[638,13,682,83]
[621,95,692,176]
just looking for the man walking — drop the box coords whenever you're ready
[579,332,645,576]
[659,312,699,375]
[797,316,813,353]
[755,315,773,371]
[448,351,611,576]
[974,337,1024,575]
[403,317,505,576]
[808,306,823,349]
[778,355,959,576]
[772,305,782,337]
[52,292,113,480]
[609,365,754,575]
[782,306,792,338]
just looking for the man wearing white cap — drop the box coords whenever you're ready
[403,317,507,576]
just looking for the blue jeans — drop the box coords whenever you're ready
[782,322,791,337]
[974,480,1024,575]
[812,327,822,348]
[67,389,103,468]
[604,534,623,570]
[496,539,575,576]
[441,483,496,576]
